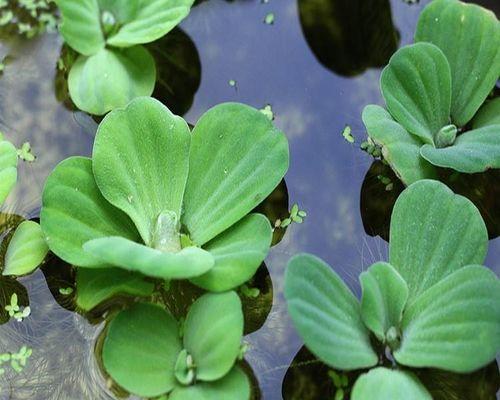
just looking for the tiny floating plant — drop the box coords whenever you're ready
[285,180,500,398]
[362,0,500,185]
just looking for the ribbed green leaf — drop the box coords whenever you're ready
[362,105,437,185]
[68,46,156,115]
[395,265,500,372]
[3,221,48,277]
[103,303,181,397]
[415,0,500,127]
[83,237,214,280]
[381,43,451,144]
[420,125,500,173]
[183,103,289,246]
[183,292,243,381]
[93,97,190,245]
[360,262,408,342]
[389,180,487,301]
[40,157,140,267]
[352,368,432,400]
[190,214,272,292]
[473,98,500,129]
[284,254,378,370]
[76,267,154,311]
[56,0,104,56]
[0,135,18,206]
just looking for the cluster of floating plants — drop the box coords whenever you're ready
[0,0,57,39]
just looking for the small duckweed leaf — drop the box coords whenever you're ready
[473,98,500,129]
[0,137,18,205]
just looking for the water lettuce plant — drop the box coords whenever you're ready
[102,291,249,398]
[41,97,289,295]
[56,0,195,115]
[285,179,500,398]
[363,0,500,185]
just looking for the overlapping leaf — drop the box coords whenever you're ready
[473,99,500,128]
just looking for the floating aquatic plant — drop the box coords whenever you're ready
[0,133,18,206]
[285,179,500,398]
[56,0,195,115]
[0,0,57,39]
[363,0,500,185]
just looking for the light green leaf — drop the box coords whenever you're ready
[381,43,452,144]
[420,125,500,173]
[473,98,500,129]
[169,366,251,400]
[68,46,156,116]
[0,136,18,206]
[352,368,432,400]
[360,262,408,342]
[190,214,272,292]
[106,0,195,47]
[284,254,378,370]
[40,157,140,267]
[183,103,289,245]
[56,0,104,56]
[83,236,214,280]
[3,221,48,277]
[389,180,488,300]
[76,267,154,311]
[362,105,437,185]
[97,0,139,23]
[395,265,500,372]
[93,97,190,245]
[103,302,181,397]
[183,292,243,381]
[415,0,500,127]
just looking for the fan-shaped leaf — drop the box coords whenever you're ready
[473,98,500,129]
[395,265,500,372]
[284,254,378,370]
[0,135,18,206]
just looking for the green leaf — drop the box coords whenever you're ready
[103,302,181,397]
[473,98,500,129]
[83,236,214,280]
[415,0,500,127]
[381,43,452,144]
[183,103,289,245]
[362,105,437,185]
[93,97,190,245]
[190,214,272,292]
[183,292,243,381]
[68,46,156,116]
[284,254,378,370]
[3,221,48,277]
[389,180,488,301]
[420,125,500,173]
[41,157,139,267]
[75,267,154,311]
[395,265,500,373]
[351,368,432,400]
[359,262,408,342]
[97,0,139,23]
[169,366,251,400]
[0,136,18,206]
[56,0,104,56]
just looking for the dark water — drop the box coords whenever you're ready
[0,0,499,399]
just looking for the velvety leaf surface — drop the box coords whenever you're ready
[362,105,437,185]
[68,46,156,115]
[56,0,104,56]
[3,221,48,277]
[284,254,378,370]
[106,0,195,47]
[103,302,181,397]
[183,103,289,246]
[415,0,500,127]
[389,180,487,300]
[0,135,18,206]
[83,237,214,279]
[40,157,140,267]
[169,366,250,400]
[93,97,190,245]
[76,267,154,311]
[381,43,452,144]
[473,98,500,128]
[420,125,500,173]
[183,292,243,381]
[395,265,500,372]
[190,214,272,292]
[351,368,432,400]
[360,262,408,342]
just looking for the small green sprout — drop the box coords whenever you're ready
[260,104,275,121]
[58,287,74,295]
[264,12,275,25]
[342,125,354,143]
[275,203,307,229]
[17,142,36,162]
[377,175,393,191]
[5,293,30,322]
[240,283,260,298]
